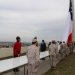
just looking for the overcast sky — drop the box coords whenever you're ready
[0,0,70,42]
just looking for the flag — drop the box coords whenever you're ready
[62,0,73,45]
[67,0,73,45]
[67,14,72,45]
[62,12,72,44]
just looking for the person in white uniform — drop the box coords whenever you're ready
[27,39,40,75]
[49,40,58,69]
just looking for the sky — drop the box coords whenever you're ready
[0,0,70,42]
[74,0,75,23]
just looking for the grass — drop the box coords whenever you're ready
[44,53,75,75]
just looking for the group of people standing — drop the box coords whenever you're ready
[13,36,74,75]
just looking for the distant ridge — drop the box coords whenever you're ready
[0,42,32,48]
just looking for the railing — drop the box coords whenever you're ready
[0,47,72,75]
[0,51,49,75]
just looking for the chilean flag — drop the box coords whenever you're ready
[67,0,73,44]
[67,15,72,45]
[62,0,73,45]
[62,12,72,45]
[67,0,73,45]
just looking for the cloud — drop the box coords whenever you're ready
[0,0,69,42]
[0,0,69,11]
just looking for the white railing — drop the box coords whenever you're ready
[0,48,71,75]
[0,51,50,74]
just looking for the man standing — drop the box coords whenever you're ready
[40,40,46,52]
[69,42,73,54]
[62,41,66,58]
[49,40,58,69]
[40,40,46,60]
[59,42,67,60]
[13,36,21,72]
[27,39,40,75]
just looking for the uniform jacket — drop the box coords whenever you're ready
[49,44,58,55]
[40,42,46,52]
[27,45,40,64]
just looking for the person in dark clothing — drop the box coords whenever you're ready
[40,40,46,52]
[40,40,46,60]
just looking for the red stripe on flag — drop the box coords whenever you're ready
[67,33,72,46]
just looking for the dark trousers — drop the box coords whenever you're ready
[13,56,19,72]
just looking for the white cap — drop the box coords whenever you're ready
[32,39,37,43]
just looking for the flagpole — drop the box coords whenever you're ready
[72,0,74,41]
